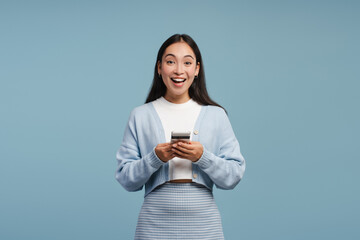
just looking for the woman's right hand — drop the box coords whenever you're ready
[155,143,174,162]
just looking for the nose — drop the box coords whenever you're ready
[174,63,184,75]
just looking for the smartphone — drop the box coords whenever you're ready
[171,131,191,143]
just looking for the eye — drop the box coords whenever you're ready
[166,60,175,65]
[184,61,192,66]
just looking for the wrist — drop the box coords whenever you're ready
[193,149,203,162]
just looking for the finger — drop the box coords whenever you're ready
[164,144,174,151]
[172,147,190,157]
[176,142,194,150]
[159,142,174,147]
[168,153,177,161]
[173,143,193,154]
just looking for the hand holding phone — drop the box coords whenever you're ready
[171,140,204,162]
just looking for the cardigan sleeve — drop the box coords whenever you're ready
[115,110,165,192]
[194,109,246,190]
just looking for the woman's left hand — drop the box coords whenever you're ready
[172,141,203,162]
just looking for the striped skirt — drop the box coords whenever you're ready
[135,182,224,240]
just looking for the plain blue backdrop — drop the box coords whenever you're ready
[1,0,359,239]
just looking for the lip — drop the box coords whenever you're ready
[170,77,186,87]
[171,78,186,83]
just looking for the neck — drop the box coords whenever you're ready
[164,92,190,104]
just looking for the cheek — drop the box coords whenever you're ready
[187,78,194,86]
[161,64,172,76]
[189,67,197,76]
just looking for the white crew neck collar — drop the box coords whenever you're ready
[158,96,195,108]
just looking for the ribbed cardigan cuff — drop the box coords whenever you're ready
[194,147,212,169]
[148,148,165,169]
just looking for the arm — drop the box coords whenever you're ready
[194,110,246,190]
[115,111,165,192]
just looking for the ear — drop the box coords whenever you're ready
[195,62,200,76]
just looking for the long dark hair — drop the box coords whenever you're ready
[145,34,226,112]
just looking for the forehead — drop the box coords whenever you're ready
[163,42,195,58]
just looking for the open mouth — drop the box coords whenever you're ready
[171,78,186,83]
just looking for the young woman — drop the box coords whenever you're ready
[116,34,246,239]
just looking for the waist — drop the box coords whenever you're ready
[168,179,193,183]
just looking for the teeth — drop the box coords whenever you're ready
[172,78,186,83]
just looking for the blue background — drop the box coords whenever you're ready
[1,0,359,239]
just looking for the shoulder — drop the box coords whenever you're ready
[204,105,227,119]
[199,105,230,130]
[131,102,151,114]
[128,102,154,120]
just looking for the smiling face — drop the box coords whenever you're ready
[158,41,200,103]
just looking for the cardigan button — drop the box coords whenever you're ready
[193,130,199,135]
[193,173,198,179]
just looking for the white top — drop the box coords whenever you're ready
[152,96,202,180]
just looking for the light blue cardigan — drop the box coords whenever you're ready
[115,101,246,197]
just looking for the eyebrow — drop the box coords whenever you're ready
[164,53,195,60]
